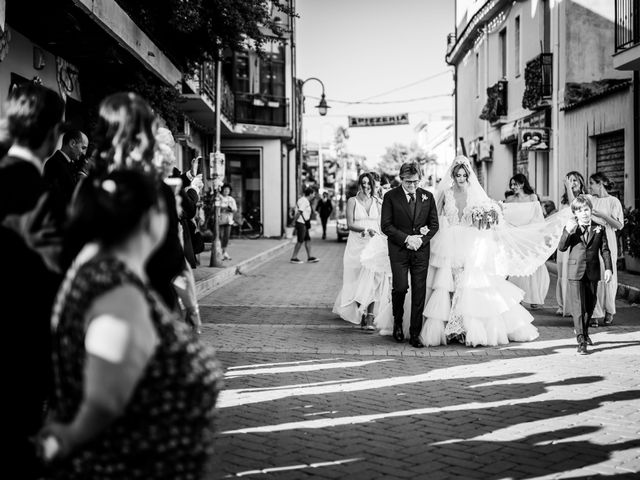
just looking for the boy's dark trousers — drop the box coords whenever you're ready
[567,276,598,340]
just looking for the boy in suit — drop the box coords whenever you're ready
[558,195,613,354]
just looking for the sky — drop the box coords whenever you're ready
[295,0,456,167]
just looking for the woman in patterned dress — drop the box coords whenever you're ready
[589,172,624,326]
[38,169,223,479]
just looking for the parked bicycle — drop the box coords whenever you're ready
[231,207,263,239]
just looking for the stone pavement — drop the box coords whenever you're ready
[199,230,640,479]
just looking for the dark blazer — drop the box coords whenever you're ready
[316,199,333,218]
[0,154,61,477]
[43,150,77,220]
[381,186,439,261]
[558,222,613,281]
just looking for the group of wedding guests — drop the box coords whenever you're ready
[2,83,223,479]
[333,156,623,352]
[555,171,623,327]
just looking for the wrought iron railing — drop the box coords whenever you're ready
[220,75,235,120]
[199,61,215,105]
[522,53,552,110]
[539,53,553,98]
[480,80,507,123]
[615,0,639,52]
[235,93,289,127]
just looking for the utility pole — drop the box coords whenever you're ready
[209,57,225,267]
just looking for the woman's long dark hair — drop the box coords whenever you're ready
[358,172,375,196]
[561,171,586,205]
[509,173,535,195]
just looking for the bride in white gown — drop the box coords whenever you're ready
[361,155,570,347]
[333,173,382,327]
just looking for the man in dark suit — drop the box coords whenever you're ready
[558,195,613,355]
[43,129,88,220]
[381,162,439,348]
[0,83,64,478]
[315,191,333,239]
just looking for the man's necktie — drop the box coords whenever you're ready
[408,193,416,218]
[581,225,589,243]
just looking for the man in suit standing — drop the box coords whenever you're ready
[43,129,88,220]
[558,195,613,355]
[381,162,439,348]
[0,82,65,478]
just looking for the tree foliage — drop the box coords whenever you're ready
[377,142,435,178]
[116,0,296,72]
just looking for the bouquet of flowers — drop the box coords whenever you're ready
[470,201,502,230]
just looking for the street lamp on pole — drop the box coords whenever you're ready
[299,77,331,194]
[301,77,330,117]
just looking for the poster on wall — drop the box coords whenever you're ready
[520,127,550,151]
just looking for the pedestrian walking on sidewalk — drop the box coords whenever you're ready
[316,191,333,239]
[588,172,624,327]
[219,183,237,260]
[38,169,223,479]
[0,82,65,480]
[558,195,613,355]
[290,187,319,263]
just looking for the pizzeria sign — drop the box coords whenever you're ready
[348,113,409,128]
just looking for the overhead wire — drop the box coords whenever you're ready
[354,70,452,103]
[305,93,452,105]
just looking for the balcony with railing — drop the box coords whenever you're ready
[220,75,235,121]
[180,61,238,131]
[235,93,289,127]
[615,0,638,51]
[522,53,553,110]
[614,0,640,70]
[480,80,508,125]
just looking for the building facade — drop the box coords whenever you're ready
[0,0,299,238]
[613,0,640,207]
[448,0,635,207]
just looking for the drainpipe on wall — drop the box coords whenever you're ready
[635,71,640,208]
[551,0,561,205]
[483,22,489,192]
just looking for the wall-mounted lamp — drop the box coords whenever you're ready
[33,46,45,70]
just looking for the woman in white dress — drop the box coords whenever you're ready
[503,173,550,309]
[556,171,587,316]
[420,156,560,347]
[333,173,382,329]
[588,172,624,326]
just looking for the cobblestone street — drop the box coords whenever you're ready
[200,234,640,479]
